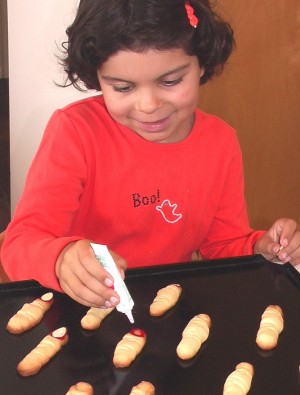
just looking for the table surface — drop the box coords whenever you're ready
[0,255,299,394]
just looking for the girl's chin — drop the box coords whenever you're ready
[135,129,184,144]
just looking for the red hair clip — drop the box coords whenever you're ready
[185,2,198,28]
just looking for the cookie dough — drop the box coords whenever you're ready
[150,284,182,316]
[113,328,146,368]
[223,362,254,395]
[81,307,114,330]
[17,327,68,376]
[129,380,155,395]
[176,313,211,360]
[65,382,94,395]
[256,305,284,350]
[7,292,54,334]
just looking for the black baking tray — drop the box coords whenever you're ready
[0,255,299,394]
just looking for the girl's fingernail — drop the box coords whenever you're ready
[104,278,113,287]
[276,245,284,255]
[110,296,118,305]
[105,300,113,308]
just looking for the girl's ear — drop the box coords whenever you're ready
[199,68,205,84]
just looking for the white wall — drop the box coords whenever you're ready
[7,0,90,212]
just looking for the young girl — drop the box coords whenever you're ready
[2,0,300,309]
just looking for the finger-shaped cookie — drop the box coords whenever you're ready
[150,284,182,316]
[81,307,114,330]
[65,382,94,395]
[7,292,54,334]
[223,362,254,395]
[176,313,211,360]
[113,328,146,368]
[17,327,68,376]
[256,305,284,350]
[130,380,155,395]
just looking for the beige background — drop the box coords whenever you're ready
[198,0,300,230]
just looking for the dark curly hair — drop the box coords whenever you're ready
[60,0,235,91]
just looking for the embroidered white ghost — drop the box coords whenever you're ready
[156,199,182,224]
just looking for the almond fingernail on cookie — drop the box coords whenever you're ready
[17,326,68,376]
[7,292,54,334]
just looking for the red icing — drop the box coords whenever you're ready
[130,328,146,338]
[51,332,67,340]
[39,297,53,303]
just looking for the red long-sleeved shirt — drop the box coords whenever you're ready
[2,96,264,291]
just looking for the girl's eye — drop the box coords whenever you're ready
[162,77,183,87]
[113,85,132,93]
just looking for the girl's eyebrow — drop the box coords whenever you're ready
[100,63,191,83]
[160,63,191,78]
[101,76,132,84]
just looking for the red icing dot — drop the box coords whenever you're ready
[130,328,146,338]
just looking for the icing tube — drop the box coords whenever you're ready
[90,243,134,323]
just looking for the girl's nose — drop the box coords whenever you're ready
[135,88,161,114]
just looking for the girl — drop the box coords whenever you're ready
[2,0,300,309]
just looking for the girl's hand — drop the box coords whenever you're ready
[254,218,300,266]
[55,239,127,307]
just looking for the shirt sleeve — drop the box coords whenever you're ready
[1,110,87,291]
[199,135,265,259]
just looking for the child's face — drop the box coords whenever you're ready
[97,48,203,143]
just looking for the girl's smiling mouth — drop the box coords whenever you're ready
[134,114,174,133]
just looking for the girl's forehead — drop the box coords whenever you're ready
[99,48,196,78]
